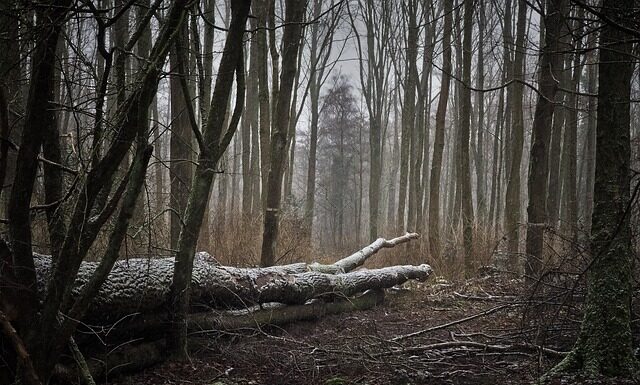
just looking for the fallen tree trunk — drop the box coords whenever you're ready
[34,233,426,322]
[46,234,428,383]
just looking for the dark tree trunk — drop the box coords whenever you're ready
[404,0,419,232]
[256,0,271,211]
[547,0,637,377]
[524,0,567,278]
[169,22,194,250]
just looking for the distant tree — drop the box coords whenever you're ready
[316,75,360,248]
[304,0,342,244]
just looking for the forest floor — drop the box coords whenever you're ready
[108,270,639,385]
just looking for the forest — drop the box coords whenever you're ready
[0,0,639,384]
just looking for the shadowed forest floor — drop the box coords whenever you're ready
[108,271,639,385]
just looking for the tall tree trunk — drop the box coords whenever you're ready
[241,42,254,217]
[169,22,194,250]
[460,0,474,276]
[582,33,598,232]
[559,16,583,241]
[248,16,261,216]
[419,13,436,233]
[260,0,305,267]
[474,0,486,224]
[428,0,452,259]
[489,68,506,230]
[402,0,418,232]
[256,0,271,211]
[387,100,400,227]
[503,0,527,259]
[546,53,570,230]
[524,0,567,278]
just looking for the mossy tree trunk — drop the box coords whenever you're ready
[547,0,637,378]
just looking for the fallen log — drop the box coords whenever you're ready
[34,233,427,322]
[45,234,428,383]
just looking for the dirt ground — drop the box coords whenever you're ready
[108,271,639,385]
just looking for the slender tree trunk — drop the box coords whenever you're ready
[260,0,305,267]
[403,0,418,232]
[503,0,527,259]
[419,14,436,233]
[387,100,400,227]
[241,43,254,217]
[583,34,598,232]
[256,0,271,211]
[248,16,261,216]
[546,54,570,230]
[428,0,452,259]
[460,0,474,276]
[559,20,583,241]
[489,71,506,230]
[169,22,194,250]
[525,0,567,279]
[474,0,486,224]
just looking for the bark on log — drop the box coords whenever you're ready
[33,233,427,322]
